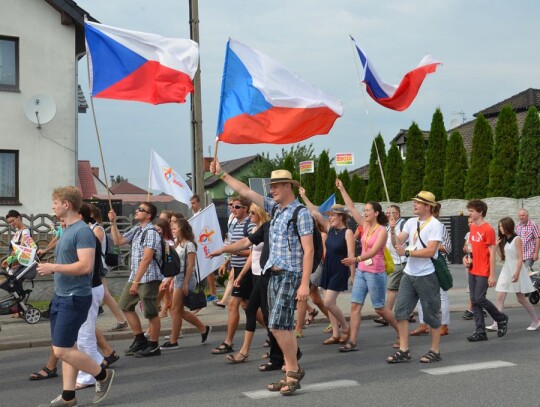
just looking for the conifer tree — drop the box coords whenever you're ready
[326,167,338,201]
[400,122,426,201]
[349,174,366,203]
[313,150,331,204]
[514,106,540,198]
[423,108,447,199]
[443,131,468,199]
[385,143,403,202]
[488,105,519,197]
[464,113,493,199]
[365,134,388,202]
[335,170,351,204]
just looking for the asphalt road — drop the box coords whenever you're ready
[2,306,539,407]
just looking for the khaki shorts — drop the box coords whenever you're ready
[118,280,160,319]
[386,263,405,291]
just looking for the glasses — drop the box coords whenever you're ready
[233,205,245,209]
[136,207,149,214]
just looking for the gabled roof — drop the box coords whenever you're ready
[109,181,148,195]
[78,160,97,199]
[390,128,430,145]
[78,85,88,113]
[188,155,259,188]
[349,164,370,181]
[474,88,540,118]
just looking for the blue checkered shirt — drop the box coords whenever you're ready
[263,196,314,274]
[124,223,163,283]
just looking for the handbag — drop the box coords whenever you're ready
[182,251,207,311]
[383,247,395,275]
[417,222,453,291]
[310,262,323,287]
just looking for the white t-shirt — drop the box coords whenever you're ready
[402,217,443,277]
[386,218,407,265]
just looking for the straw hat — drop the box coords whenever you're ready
[412,191,437,207]
[324,204,351,217]
[267,169,300,187]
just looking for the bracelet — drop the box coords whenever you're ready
[218,171,227,179]
[132,281,140,285]
[356,255,361,262]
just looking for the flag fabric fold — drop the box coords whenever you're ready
[85,21,199,104]
[149,150,193,205]
[351,37,441,111]
[217,39,343,144]
[318,193,336,218]
[188,204,225,280]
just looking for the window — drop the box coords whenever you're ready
[0,150,19,204]
[0,36,19,91]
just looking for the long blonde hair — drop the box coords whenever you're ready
[249,203,270,227]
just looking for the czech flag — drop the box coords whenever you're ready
[85,21,199,105]
[351,37,441,111]
[217,39,343,144]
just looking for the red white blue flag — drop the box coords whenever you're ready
[217,39,343,144]
[351,37,441,111]
[85,21,199,104]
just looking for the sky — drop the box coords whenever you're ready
[76,0,540,189]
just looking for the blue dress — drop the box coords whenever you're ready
[320,228,349,291]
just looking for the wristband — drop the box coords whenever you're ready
[132,281,140,285]
[356,255,361,262]
[218,171,227,179]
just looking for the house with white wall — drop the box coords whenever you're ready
[0,0,96,214]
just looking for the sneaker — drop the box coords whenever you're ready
[497,314,509,338]
[93,369,115,404]
[124,339,148,356]
[467,332,488,342]
[134,344,161,358]
[486,323,498,331]
[462,310,474,320]
[201,326,212,343]
[206,295,218,302]
[38,395,78,407]
[160,341,179,350]
[109,321,128,332]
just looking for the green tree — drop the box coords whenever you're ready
[384,143,403,202]
[246,143,317,180]
[326,167,338,202]
[314,150,331,204]
[443,131,468,199]
[514,106,540,198]
[464,113,493,199]
[423,108,447,199]
[365,134,388,202]
[401,122,426,201]
[488,105,519,197]
[349,174,366,203]
[335,170,351,204]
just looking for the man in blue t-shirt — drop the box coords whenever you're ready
[37,186,114,407]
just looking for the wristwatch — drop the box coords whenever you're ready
[405,250,411,258]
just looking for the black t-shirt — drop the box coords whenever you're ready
[247,221,270,270]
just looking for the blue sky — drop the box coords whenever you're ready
[77,0,540,188]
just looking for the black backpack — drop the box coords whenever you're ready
[92,224,119,268]
[91,236,104,287]
[140,228,181,278]
[272,204,324,274]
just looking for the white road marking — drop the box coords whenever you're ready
[421,360,516,376]
[243,379,359,399]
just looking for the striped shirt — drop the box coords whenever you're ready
[229,217,255,268]
[516,220,540,261]
[124,223,163,283]
[263,196,314,274]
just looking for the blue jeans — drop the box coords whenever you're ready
[351,270,387,308]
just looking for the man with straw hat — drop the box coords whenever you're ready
[387,191,444,364]
[210,161,313,396]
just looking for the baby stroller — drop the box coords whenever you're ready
[528,270,540,305]
[0,261,41,324]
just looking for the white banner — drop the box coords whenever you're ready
[149,150,193,205]
[189,204,225,280]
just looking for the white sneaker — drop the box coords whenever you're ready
[486,323,498,331]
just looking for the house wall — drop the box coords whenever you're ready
[0,0,77,214]
[207,165,257,200]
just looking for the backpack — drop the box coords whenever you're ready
[91,236,104,287]
[272,204,324,274]
[92,224,120,268]
[140,228,181,278]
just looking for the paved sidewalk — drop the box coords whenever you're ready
[0,265,522,351]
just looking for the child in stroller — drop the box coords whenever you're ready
[0,261,41,324]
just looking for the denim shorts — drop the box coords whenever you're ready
[351,270,387,308]
[174,272,196,291]
[50,294,92,348]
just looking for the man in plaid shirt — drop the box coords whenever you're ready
[516,209,540,269]
[109,202,163,358]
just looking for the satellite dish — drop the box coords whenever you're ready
[449,119,461,129]
[224,185,235,196]
[25,94,56,128]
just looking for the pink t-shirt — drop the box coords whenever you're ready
[358,225,385,273]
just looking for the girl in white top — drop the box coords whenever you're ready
[487,217,540,331]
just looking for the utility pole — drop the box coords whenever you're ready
[189,0,205,203]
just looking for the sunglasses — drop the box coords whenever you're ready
[233,205,246,209]
[136,207,149,214]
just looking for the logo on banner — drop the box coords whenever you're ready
[299,160,314,175]
[163,166,185,188]
[198,226,216,257]
[336,153,354,166]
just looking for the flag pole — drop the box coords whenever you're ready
[213,137,219,162]
[147,150,153,202]
[349,36,390,204]
[84,16,113,212]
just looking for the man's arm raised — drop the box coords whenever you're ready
[210,159,264,208]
